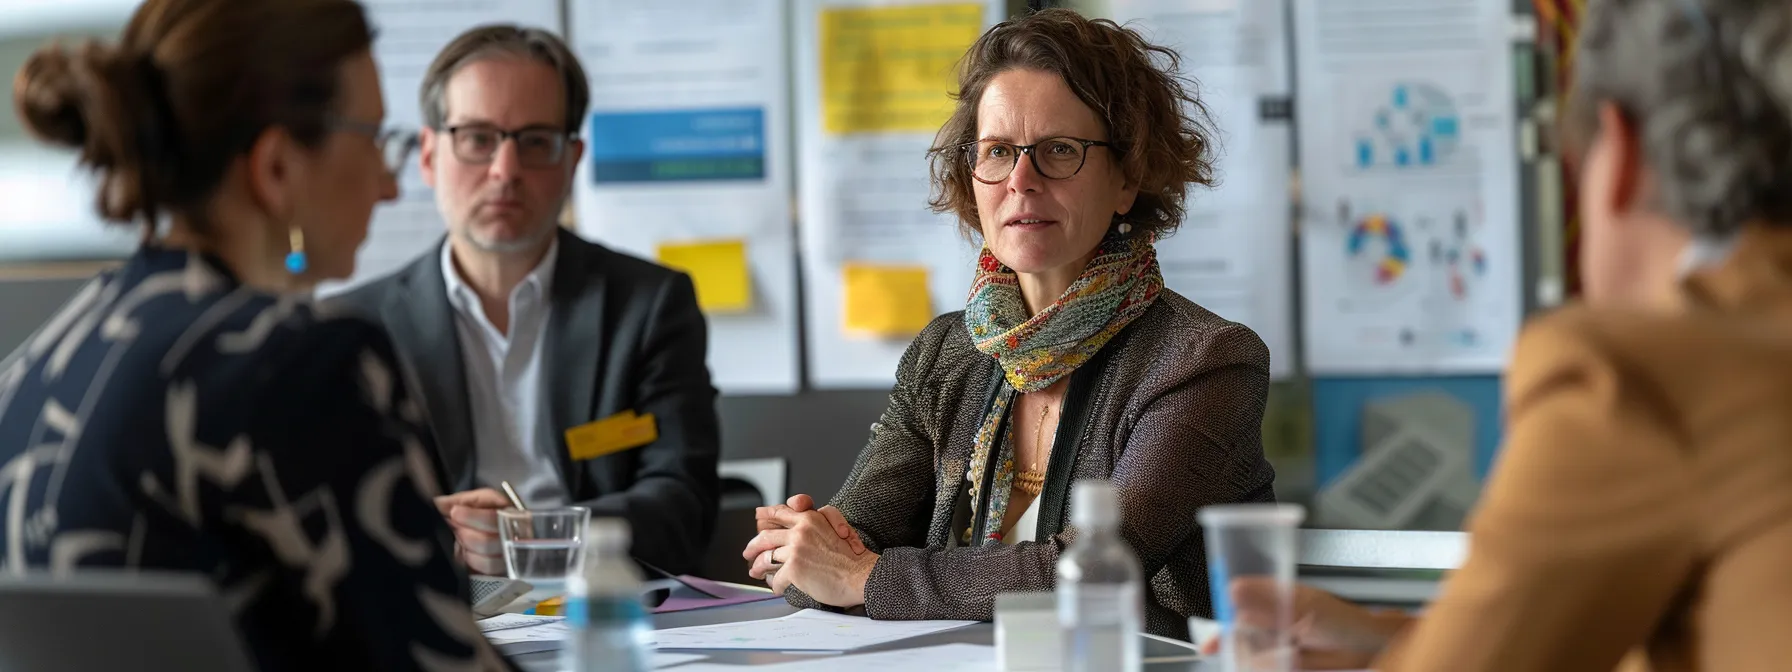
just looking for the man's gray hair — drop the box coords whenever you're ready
[1570,0,1792,236]
[418,25,589,133]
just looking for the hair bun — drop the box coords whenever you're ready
[13,45,93,149]
[13,42,165,223]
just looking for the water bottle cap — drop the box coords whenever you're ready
[585,517,631,552]
[1070,479,1119,527]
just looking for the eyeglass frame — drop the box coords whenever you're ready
[437,123,578,167]
[325,116,419,175]
[959,136,1118,184]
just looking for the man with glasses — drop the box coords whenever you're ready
[331,25,719,578]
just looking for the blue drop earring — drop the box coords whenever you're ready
[284,227,308,275]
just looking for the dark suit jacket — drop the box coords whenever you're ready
[329,229,721,575]
[784,289,1277,640]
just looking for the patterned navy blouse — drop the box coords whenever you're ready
[0,247,511,670]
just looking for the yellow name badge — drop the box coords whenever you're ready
[565,411,659,461]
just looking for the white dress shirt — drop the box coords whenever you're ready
[1003,495,1041,545]
[441,240,568,507]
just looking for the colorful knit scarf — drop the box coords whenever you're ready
[964,232,1164,392]
[960,232,1164,545]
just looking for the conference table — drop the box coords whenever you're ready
[509,598,1219,671]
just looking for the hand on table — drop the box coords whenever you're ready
[742,494,876,607]
[742,506,878,607]
[433,488,511,575]
[750,494,865,569]
[1199,578,1413,670]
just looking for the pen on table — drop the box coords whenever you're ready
[499,481,526,510]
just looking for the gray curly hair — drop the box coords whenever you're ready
[1568,0,1792,236]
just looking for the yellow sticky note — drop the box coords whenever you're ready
[564,411,659,461]
[819,3,986,134]
[657,239,752,313]
[842,264,934,337]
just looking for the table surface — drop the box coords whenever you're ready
[511,599,1217,671]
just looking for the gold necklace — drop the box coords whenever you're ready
[1015,402,1051,496]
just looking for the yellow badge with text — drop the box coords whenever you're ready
[565,411,659,461]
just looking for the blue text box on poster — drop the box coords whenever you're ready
[588,107,767,183]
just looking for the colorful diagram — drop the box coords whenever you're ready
[1433,211,1486,300]
[1347,213,1412,285]
[1354,83,1462,169]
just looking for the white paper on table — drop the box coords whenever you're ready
[670,643,996,671]
[478,613,562,633]
[478,615,710,668]
[650,608,978,651]
[478,614,569,648]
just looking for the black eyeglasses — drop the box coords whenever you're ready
[327,117,419,175]
[962,136,1116,183]
[443,124,573,167]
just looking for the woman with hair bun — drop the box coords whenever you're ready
[2,0,508,669]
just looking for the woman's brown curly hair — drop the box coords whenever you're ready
[926,8,1217,239]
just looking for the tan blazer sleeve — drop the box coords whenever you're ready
[1374,314,1699,672]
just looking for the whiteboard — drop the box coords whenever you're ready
[793,0,1007,390]
[569,0,801,395]
[1292,0,1522,374]
[1105,0,1298,379]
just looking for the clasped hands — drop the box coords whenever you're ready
[740,494,879,608]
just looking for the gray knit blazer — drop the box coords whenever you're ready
[785,289,1277,641]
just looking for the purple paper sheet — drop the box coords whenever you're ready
[651,575,785,613]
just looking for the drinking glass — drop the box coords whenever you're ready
[497,506,591,595]
[1200,503,1305,672]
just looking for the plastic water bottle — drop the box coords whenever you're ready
[561,518,652,672]
[1057,479,1143,672]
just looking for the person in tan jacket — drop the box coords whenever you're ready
[1217,0,1792,670]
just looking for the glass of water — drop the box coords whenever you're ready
[1200,503,1305,672]
[497,506,590,595]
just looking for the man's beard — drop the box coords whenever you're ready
[460,214,557,254]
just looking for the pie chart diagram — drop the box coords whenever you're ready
[1347,213,1412,286]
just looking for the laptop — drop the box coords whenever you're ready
[0,570,255,672]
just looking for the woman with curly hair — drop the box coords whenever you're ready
[743,8,1276,641]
